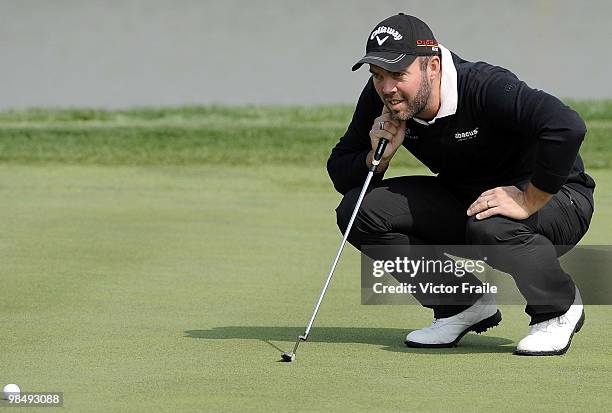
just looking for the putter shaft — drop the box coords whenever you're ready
[284,139,388,361]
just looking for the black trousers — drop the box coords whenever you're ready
[336,176,594,324]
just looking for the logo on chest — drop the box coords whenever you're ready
[454,127,479,142]
[405,127,419,140]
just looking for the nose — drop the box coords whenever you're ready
[381,77,397,95]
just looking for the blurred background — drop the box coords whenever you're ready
[1,0,610,109]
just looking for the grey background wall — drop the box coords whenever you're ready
[0,0,610,109]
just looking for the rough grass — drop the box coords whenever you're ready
[0,102,610,167]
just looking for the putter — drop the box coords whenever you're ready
[281,138,388,362]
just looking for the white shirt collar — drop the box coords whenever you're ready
[413,44,458,126]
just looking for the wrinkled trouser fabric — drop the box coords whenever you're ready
[336,175,594,324]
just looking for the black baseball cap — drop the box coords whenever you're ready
[352,13,439,72]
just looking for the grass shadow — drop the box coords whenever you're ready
[184,326,515,355]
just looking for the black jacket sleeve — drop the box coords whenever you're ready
[476,67,587,194]
[327,78,385,194]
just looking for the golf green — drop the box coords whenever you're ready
[1,164,611,412]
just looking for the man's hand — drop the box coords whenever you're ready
[467,183,553,220]
[366,107,406,172]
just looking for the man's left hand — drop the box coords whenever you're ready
[467,184,553,220]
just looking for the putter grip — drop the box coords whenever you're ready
[369,138,388,172]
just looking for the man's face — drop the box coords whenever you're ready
[369,58,431,121]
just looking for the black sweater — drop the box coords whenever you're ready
[327,52,595,202]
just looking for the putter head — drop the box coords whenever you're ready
[280,352,295,362]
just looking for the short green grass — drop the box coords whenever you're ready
[0,105,611,412]
[0,164,610,412]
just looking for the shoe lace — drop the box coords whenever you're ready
[431,312,465,327]
[531,316,569,333]
[531,318,553,333]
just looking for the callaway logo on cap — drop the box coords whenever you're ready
[352,13,439,72]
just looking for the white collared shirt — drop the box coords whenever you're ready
[412,44,458,126]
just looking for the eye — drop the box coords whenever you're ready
[371,72,383,81]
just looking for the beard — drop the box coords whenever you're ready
[385,71,432,121]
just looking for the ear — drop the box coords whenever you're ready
[428,56,441,79]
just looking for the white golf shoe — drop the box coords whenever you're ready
[515,288,585,356]
[405,293,501,348]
